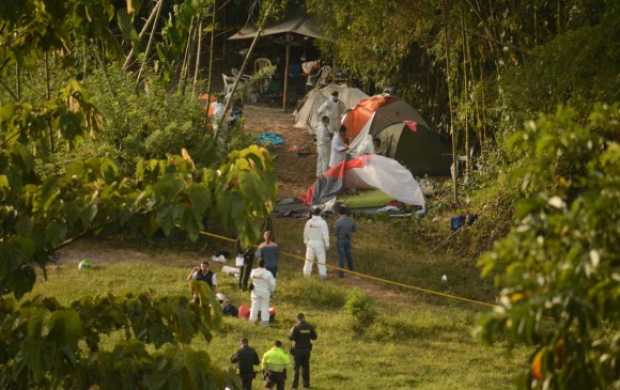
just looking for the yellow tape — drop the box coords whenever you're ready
[199,230,497,309]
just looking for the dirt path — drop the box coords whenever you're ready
[243,105,316,198]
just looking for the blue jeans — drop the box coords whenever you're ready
[266,265,278,278]
[337,240,354,277]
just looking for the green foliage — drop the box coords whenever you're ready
[0,282,229,389]
[278,278,346,309]
[344,289,377,334]
[501,6,620,123]
[84,67,219,171]
[478,104,620,389]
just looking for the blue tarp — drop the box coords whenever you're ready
[257,132,284,146]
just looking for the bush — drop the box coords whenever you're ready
[278,278,346,309]
[344,289,377,335]
[366,316,417,341]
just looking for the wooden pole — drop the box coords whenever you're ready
[123,0,162,71]
[206,0,217,100]
[192,17,204,95]
[135,0,164,91]
[282,35,291,111]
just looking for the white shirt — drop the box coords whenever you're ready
[316,122,331,146]
[329,133,348,167]
[304,215,330,248]
[249,267,276,296]
[317,98,343,133]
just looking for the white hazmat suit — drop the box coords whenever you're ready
[249,266,276,325]
[303,214,330,279]
[316,122,331,177]
[317,96,343,135]
[329,132,348,167]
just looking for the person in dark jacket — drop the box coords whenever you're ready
[239,248,255,291]
[230,338,260,390]
[289,313,318,389]
[335,205,356,277]
[256,230,280,278]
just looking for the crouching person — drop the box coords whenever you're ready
[249,259,276,326]
[262,340,290,390]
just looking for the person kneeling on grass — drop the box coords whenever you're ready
[249,259,276,326]
[262,340,290,390]
[187,260,217,303]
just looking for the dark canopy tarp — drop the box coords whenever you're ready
[228,15,326,40]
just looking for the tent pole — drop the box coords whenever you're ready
[282,36,291,111]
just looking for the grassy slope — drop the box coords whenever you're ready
[28,217,525,389]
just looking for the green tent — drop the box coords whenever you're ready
[374,120,452,177]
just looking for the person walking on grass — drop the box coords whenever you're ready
[303,207,330,280]
[249,259,276,326]
[231,338,260,390]
[289,313,318,390]
[261,340,290,390]
[256,230,280,278]
[335,205,356,278]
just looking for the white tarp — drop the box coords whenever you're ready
[345,155,425,207]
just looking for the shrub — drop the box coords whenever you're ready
[278,278,346,309]
[366,316,417,341]
[344,289,377,335]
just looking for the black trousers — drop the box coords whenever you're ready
[265,370,286,390]
[292,349,311,388]
[239,255,254,290]
[240,373,253,390]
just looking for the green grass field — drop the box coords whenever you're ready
[28,217,525,389]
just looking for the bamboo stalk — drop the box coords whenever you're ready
[44,51,54,153]
[460,8,470,180]
[205,0,217,101]
[15,61,21,100]
[444,0,457,204]
[135,0,164,92]
[123,0,163,71]
[179,16,195,94]
[218,0,275,133]
[192,17,204,95]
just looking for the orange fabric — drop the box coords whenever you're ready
[198,93,218,117]
[342,95,397,140]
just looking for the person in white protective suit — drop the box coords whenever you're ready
[315,116,332,177]
[249,259,276,326]
[317,91,343,135]
[303,208,330,280]
[329,126,349,167]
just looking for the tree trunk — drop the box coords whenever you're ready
[205,0,217,101]
[192,17,204,95]
[123,0,163,71]
[135,0,164,92]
